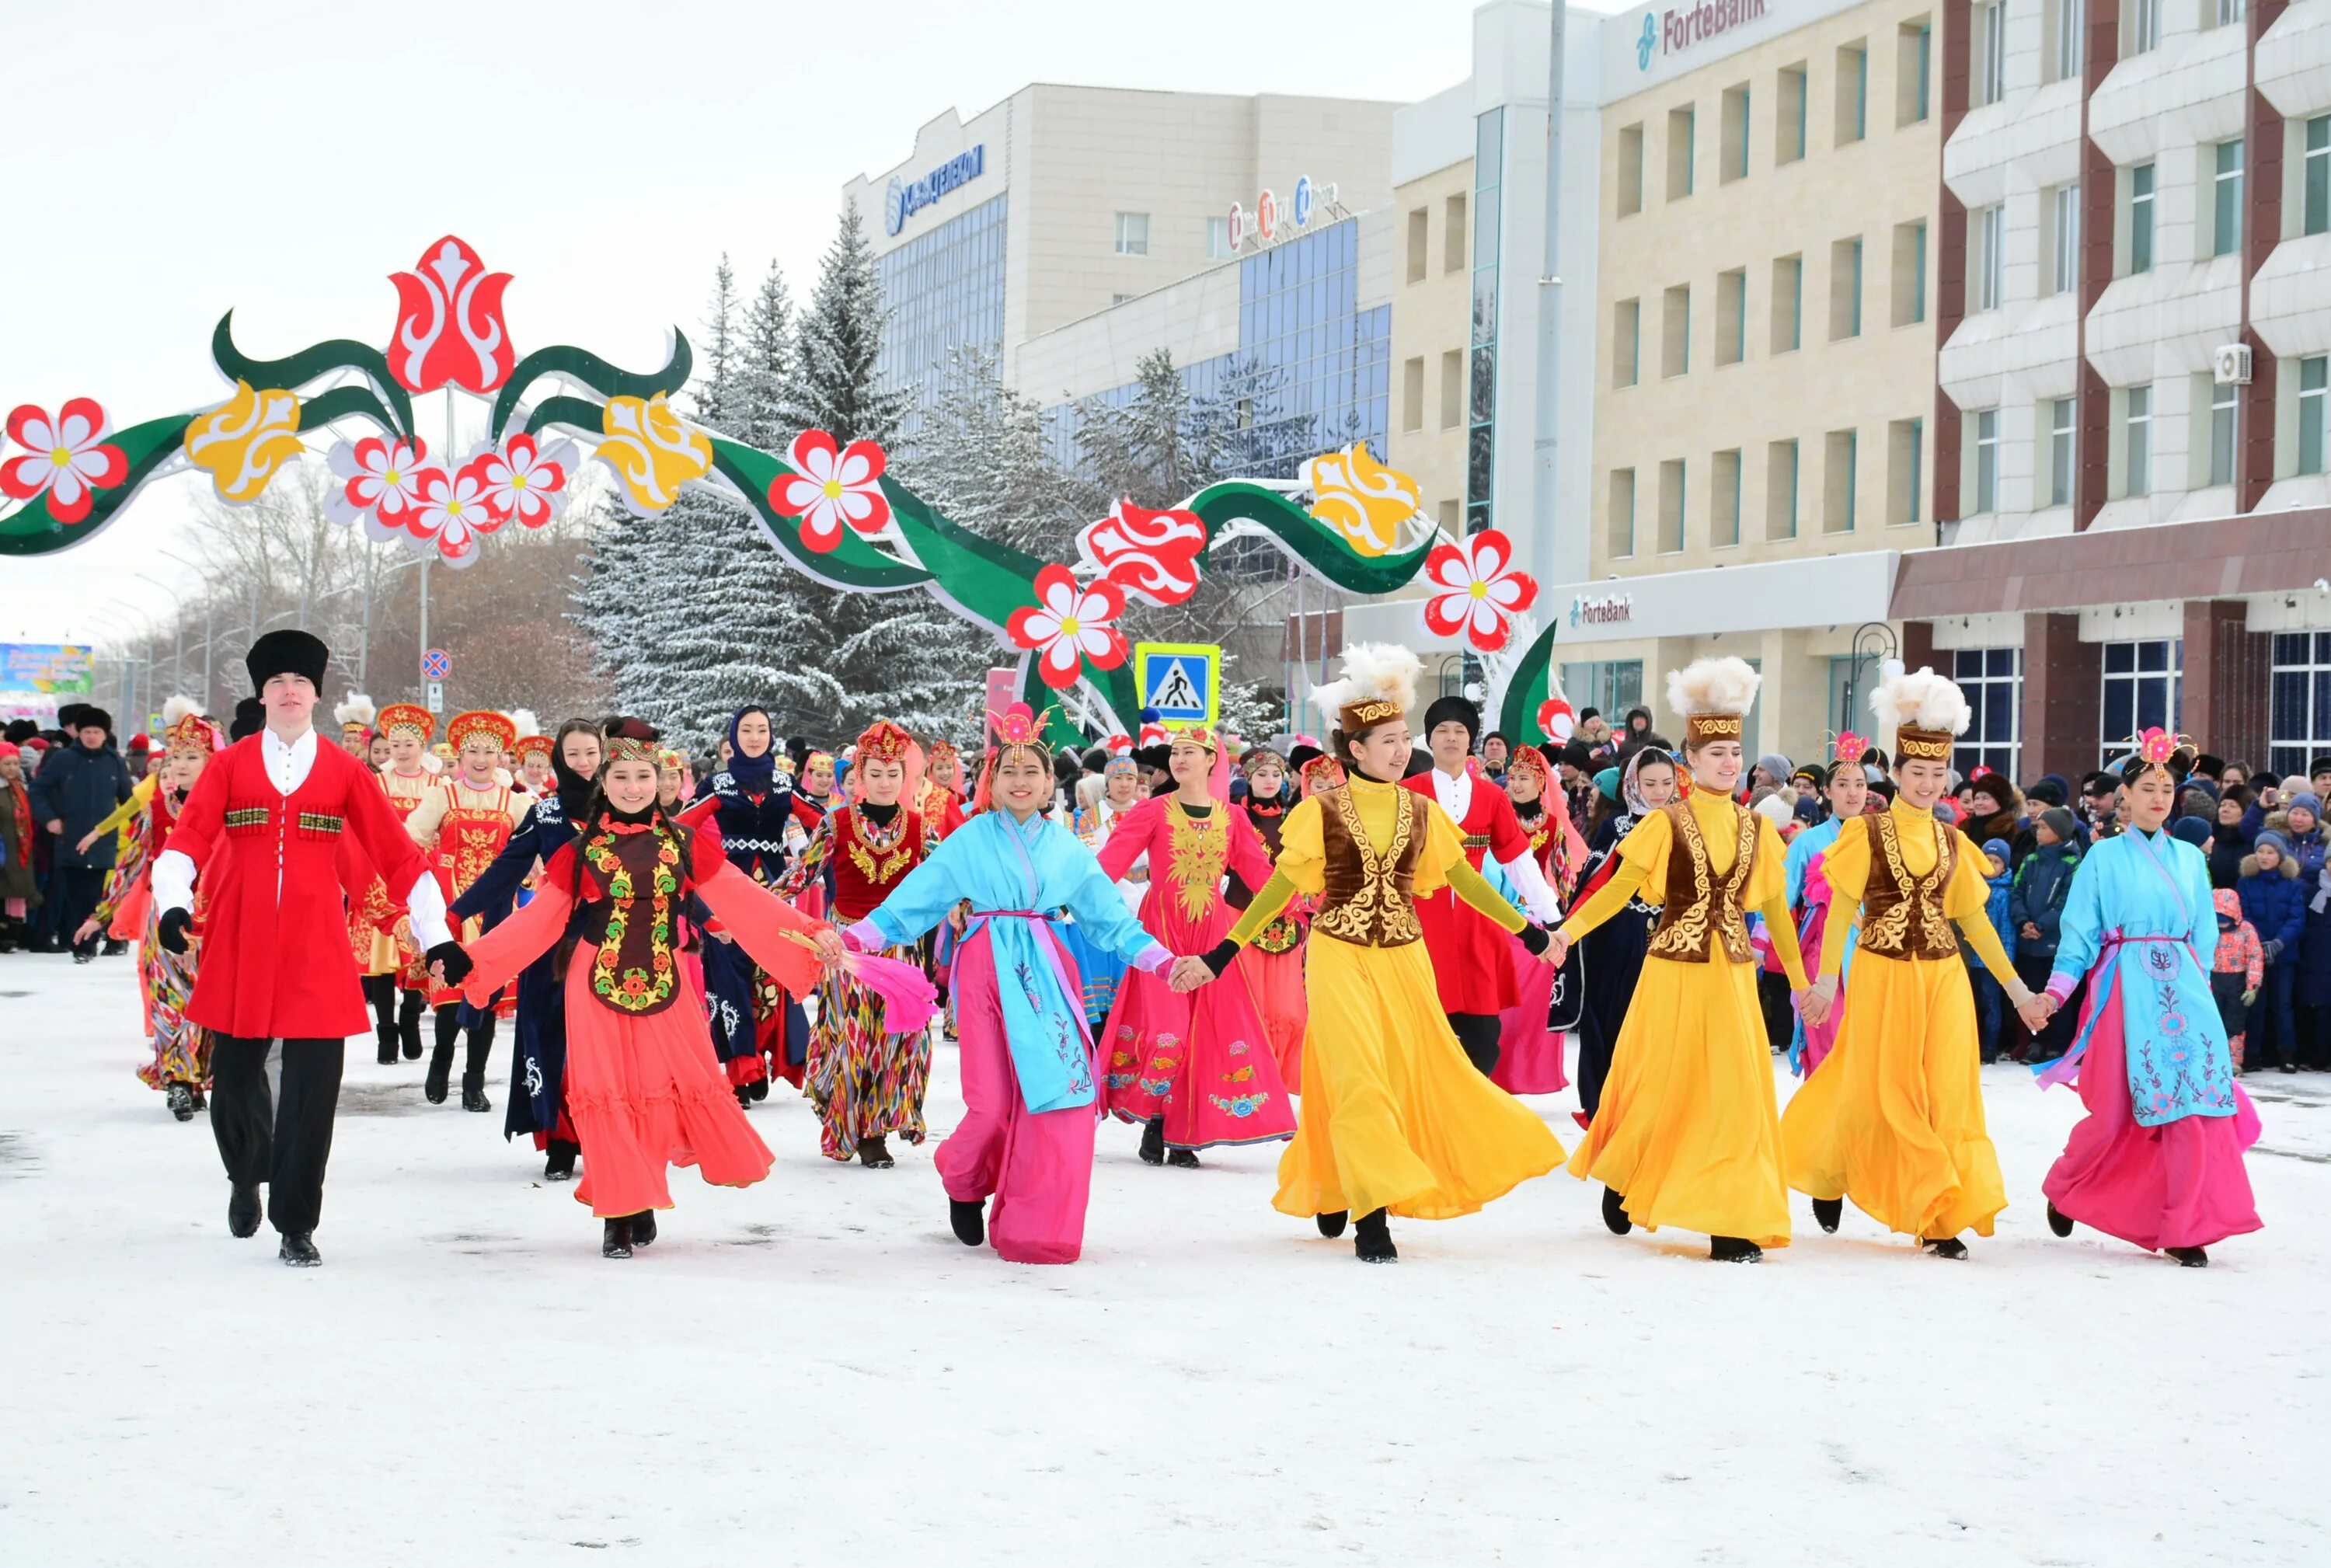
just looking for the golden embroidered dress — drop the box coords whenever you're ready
[1779,799,2014,1239]
[1220,775,1564,1221]
[1558,789,1808,1246]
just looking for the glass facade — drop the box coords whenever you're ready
[2099,638,2181,763]
[873,193,1009,449]
[2268,632,2331,781]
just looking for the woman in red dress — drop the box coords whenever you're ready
[1232,747,1308,1092]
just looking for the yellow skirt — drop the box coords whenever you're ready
[1780,950,2005,1239]
[1274,932,1563,1222]
[1565,952,1791,1246]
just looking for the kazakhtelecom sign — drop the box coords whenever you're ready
[1636,0,1769,71]
[884,145,988,235]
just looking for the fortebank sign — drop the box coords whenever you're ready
[1635,0,1768,70]
[884,145,987,235]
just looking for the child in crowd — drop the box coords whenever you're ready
[1970,838,2018,1063]
[2211,888,2263,1073]
[2008,807,2082,1062]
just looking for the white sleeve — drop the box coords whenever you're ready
[404,871,452,950]
[153,848,197,917]
[1498,845,1564,925]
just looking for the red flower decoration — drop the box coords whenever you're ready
[473,432,571,528]
[1006,564,1130,689]
[1536,697,1576,742]
[389,235,516,395]
[769,429,890,551]
[2,399,127,524]
[1074,498,1207,607]
[1420,529,1538,652]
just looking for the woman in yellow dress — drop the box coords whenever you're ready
[1183,644,1565,1263]
[1781,667,2037,1256]
[1549,657,1810,1262]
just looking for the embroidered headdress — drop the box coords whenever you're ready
[162,695,224,755]
[1298,754,1348,790]
[512,709,552,767]
[603,716,660,765]
[448,709,517,753]
[1869,664,1970,764]
[333,692,376,739]
[2115,727,2199,788]
[1312,643,1422,739]
[1665,656,1760,749]
[1824,728,1869,784]
[378,702,434,742]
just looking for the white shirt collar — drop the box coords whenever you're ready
[1430,765,1472,817]
[260,724,319,795]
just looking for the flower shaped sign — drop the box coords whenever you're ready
[184,382,304,504]
[326,434,430,538]
[1420,528,1538,653]
[1536,696,1576,743]
[1007,564,1129,689]
[1074,498,1205,606]
[404,456,504,566]
[1301,441,1419,559]
[597,393,712,514]
[1,399,127,524]
[390,235,515,395]
[474,431,573,528]
[768,429,891,552]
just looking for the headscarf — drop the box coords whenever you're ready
[725,704,777,792]
[1620,747,1674,816]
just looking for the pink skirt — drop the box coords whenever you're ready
[1099,953,1296,1152]
[1236,943,1307,1092]
[2043,983,2262,1252]
[563,942,775,1219]
[1492,932,1569,1096]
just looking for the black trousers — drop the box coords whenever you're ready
[210,1037,345,1236]
[1448,1012,1501,1078]
[57,866,108,955]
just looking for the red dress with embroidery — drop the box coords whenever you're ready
[1096,796,1297,1152]
[1404,773,1536,1016]
[425,781,518,1013]
[1232,798,1309,1091]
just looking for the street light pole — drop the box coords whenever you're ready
[1531,1,1569,595]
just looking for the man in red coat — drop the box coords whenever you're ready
[152,630,465,1266]
[1403,695,1563,1075]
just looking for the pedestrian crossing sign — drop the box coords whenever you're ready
[1134,643,1218,729]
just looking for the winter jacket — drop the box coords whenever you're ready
[2299,873,2331,1011]
[1980,866,2017,961]
[2208,832,2247,890]
[2236,858,2306,967]
[2282,824,2327,883]
[2007,842,2080,960]
[2211,889,2263,989]
[27,740,131,871]
[0,776,39,903]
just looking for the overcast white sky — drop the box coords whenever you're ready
[1,0,1497,650]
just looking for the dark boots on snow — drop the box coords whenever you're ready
[1354,1208,1396,1263]
[949,1198,986,1246]
[228,1183,261,1238]
[602,1217,632,1259]
[1602,1186,1632,1235]
[1138,1116,1166,1166]
[1709,1236,1762,1263]
[544,1139,580,1182]
[1812,1197,1843,1234]
[165,1083,196,1122]
[1315,1211,1349,1239]
[278,1232,321,1267]
[857,1136,895,1169]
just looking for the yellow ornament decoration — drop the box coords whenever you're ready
[183,381,305,504]
[598,393,713,512]
[1301,441,1420,559]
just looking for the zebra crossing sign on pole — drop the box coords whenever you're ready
[1134,643,1218,730]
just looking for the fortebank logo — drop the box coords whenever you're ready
[1636,15,1657,68]
[1638,0,1768,71]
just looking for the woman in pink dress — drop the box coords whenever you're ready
[1492,744,1585,1095]
[1097,727,1297,1166]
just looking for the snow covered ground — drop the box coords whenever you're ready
[2,953,2326,1568]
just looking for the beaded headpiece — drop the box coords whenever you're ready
[854,719,914,765]
[1503,743,1550,787]
[1239,746,1287,778]
[1299,754,1348,789]
[333,692,376,738]
[1171,724,1221,754]
[447,709,517,752]
[377,702,434,742]
[603,716,660,765]
[514,733,554,765]
[162,696,224,755]
[2117,727,2199,787]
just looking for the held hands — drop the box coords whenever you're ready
[811,926,847,968]
[427,940,473,988]
[947,898,972,936]
[1796,976,1838,1030]
[2016,991,2060,1035]
[1540,930,1570,967]
[1166,955,1214,993]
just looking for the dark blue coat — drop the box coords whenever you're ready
[453,793,580,1141]
[690,772,817,1068]
[30,741,131,870]
[2298,888,2331,1010]
[2008,843,2081,960]
[2237,866,2307,967]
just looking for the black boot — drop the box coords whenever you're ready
[166,1083,196,1122]
[461,1075,491,1113]
[278,1232,321,1267]
[1602,1186,1632,1235]
[375,1030,398,1067]
[1812,1197,1843,1234]
[1138,1116,1166,1166]
[544,1138,579,1182]
[629,1210,657,1248]
[424,1049,452,1104]
[1316,1211,1349,1239]
[748,1073,770,1101]
[1709,1235,1762,1263]
[461,1025,493,1110]
[857,1136,895,1169]
[1922,1236,1969,1260]
[2047,1203,2075,1238]
[228,1183,261,1238]
[103,937,128,956]
[949,1197,986,1246]
[734,1083,752,1110]
[398,991,425,1059]
[1166,1146,1200,1169]
[2166,1246,2208,1267]
[368,975,398,1064]
[1354,1208,1397,1263]
[602,1217,633,1259]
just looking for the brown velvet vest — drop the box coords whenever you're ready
[580,826,686,1016]
[1646,798,1758,963]
[1856,809,1960,960]
[1312,785,1427,948]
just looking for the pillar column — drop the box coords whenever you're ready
[2021,612,2099,784]
[2181,598,2270,768]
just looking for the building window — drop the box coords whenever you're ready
[1444,194,1467,272]
[1614,298,1640,388]
[1976,204,2005,312]
[1977,4,2006,106]
[2051,183,2082,296]
[1716,269,1747,366]
[2127,163,2155,274]
[1658,458,1687,552]
[1953,648,2023,779]
[1667,106,1696,200]
[2051,0,2084,82]
[2100,639,2182,761]
[2049,396,2076,506]
[2209,379,2239,487]
[1406,208,1428,281]
[2298,355,2326,475]
[1897,21,1932,125]
[1441,349,1464,429]
[1563,660,1646,722]
[1713,448,1743,546]
[1618,124,1645,217]
[1888,416,1923,524]
[1402,356,1426,433]
[1831,237,1863,340]
[1772,254,1803,352]
[2124,385,2152,497]
[1469,110,1504,532]
[1892,220,1928,326]
[1722,85,1751,182]
[1824,428,1858,532]
[1114,211,1149,256]
[1110,293,1134,305]
[2215,0,2246,25]
[1779,66,1808,164]
[1974,407,1999,512]
[2268,632,2331,779]
[1837,42,1869,144]
[1608,467,1636,557]
[872,191,1009,445]
[1662,284,1691,378]
[2306,117,2330,237]
[2129,0,2163,54]
[1207,216,1233,261]
[1767,438,1800,538]
[2213,140,2245,257]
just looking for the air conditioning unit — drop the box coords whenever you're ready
[2213,343,2253,385]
